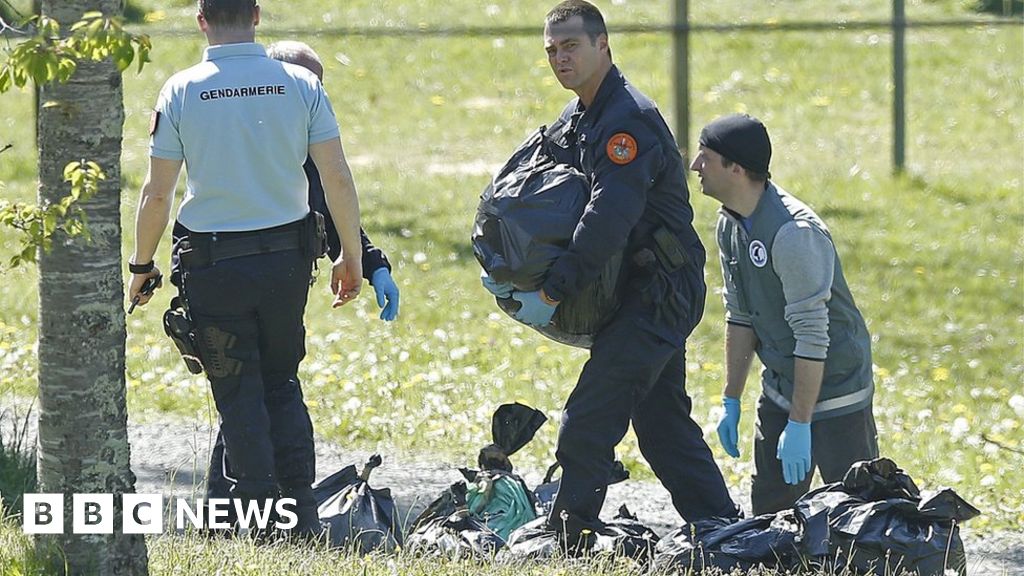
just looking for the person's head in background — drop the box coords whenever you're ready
[267,40,324,81]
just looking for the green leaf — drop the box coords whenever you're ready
[62,162,79,180]
[42,210,57,235]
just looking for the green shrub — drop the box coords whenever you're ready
[0,408,36,517]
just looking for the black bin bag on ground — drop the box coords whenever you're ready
[313,454,403,553]
[798,458,979,576]
[472,124,623,348]
[653,512,804,573]
[406,403,547,557]
[653,457,980,576]
[500,505,660,564]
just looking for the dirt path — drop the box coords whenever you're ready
[3,401,1021,575]
[125,415,1024,576]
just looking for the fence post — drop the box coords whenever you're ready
[893,0,906,174]
[672,0,690,161]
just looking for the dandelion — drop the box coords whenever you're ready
[1010,395,1024,418]
[950,417,970,439]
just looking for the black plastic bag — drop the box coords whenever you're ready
[472,125,623,348]
[407,403,547,556]
[314,454,403,553]
[653,458,980,576]
[501,505,659,563]
[405,483,506,558]
[797,458,979,576]
[653,513,803,573]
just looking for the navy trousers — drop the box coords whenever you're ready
[751,396,879,515]
[548,312,739,533]
[182,247,315,499]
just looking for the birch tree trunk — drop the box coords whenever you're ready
[35,0,148,573]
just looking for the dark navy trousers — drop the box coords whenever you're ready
[182,247,315,499]
[751,395,878,515]
[548,311,739,532]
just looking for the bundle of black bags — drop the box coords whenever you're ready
[472,124,623,348]
[405,403,547,557]
[500,504,660,563]
[654,458,979,576]
[406,402,655,563]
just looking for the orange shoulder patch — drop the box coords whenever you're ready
[606,132,638,165]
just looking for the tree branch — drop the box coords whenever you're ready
[0,0,28,36]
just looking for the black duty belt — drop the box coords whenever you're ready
[180,226,303,268]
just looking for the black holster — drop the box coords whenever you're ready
[301,210,329,260]
[630,226,693,324]
[163,297,204,375]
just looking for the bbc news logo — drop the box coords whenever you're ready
[16,493,298,534]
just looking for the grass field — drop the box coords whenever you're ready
[1,0,1022,557]
[0,523,933,576]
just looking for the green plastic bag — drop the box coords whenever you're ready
[465,471,537,541]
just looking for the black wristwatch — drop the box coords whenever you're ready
[128,260,155,274]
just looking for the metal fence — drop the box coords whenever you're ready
[668,0,1022,172]
[248,0,1021,173]
[8,0,1022,172]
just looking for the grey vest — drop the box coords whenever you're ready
[718,184,873,420]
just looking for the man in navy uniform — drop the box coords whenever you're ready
[128,0,363,536]
[203,40,401,524]
[484,0,739,540]
[690,114,878,514]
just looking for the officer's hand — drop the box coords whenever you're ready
[331,256,362,308]
[511,290,557,327]
[777,419,812,485]
[128,267,163,310]
[717,396,742,458]
[481,271,513,299]
[371,267,400,321]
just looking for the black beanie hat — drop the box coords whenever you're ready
[699,113,772,177]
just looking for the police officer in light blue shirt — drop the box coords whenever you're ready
[128,0,363,538]
[202,39,402,525]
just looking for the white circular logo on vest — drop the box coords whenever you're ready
[748,240,768,268]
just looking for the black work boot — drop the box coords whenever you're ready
[232,491,280,543]
[547,508,600,556]
[280,485,325,543]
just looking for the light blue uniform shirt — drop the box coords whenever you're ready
[150,42,340,232]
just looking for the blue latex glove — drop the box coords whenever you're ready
[777,419,812,485]
[481,271,513,299]
[717,396,741,458]
[511,290,557,327]
[371,268,400,321]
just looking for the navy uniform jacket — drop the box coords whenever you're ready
[304,158,391,278]
[542,66,706,346]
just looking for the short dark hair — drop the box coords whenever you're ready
[546,0,608,44]
[198,0,257,28]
